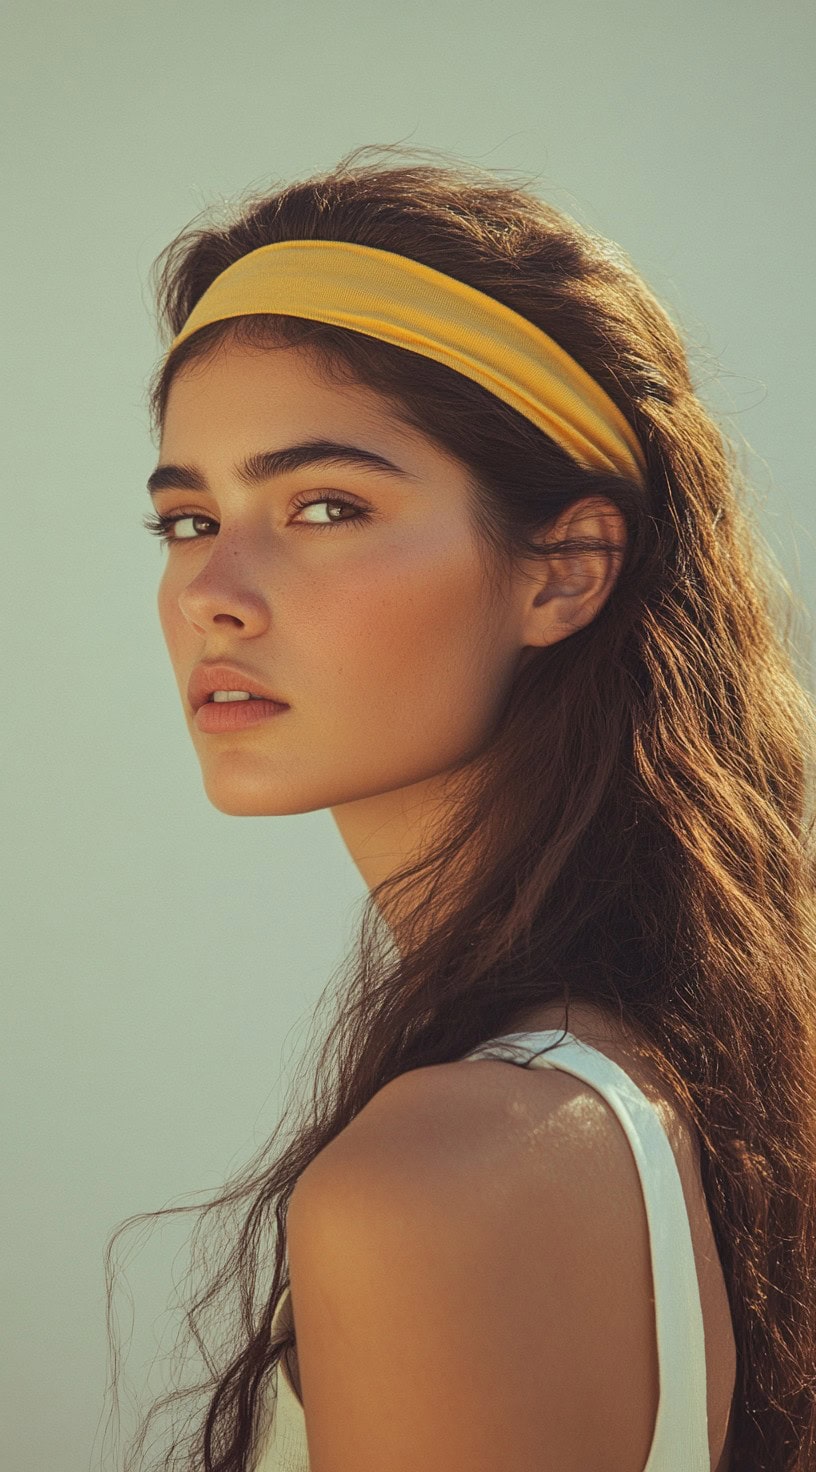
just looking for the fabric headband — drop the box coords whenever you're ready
[167,239,648,491]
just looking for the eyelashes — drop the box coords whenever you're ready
[142,513,216,544]
[142,493,373,545]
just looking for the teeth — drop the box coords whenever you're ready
[211,690,254,702]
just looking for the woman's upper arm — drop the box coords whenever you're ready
[285,1065,660,1472]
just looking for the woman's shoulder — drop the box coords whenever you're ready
[318,1000,679,1180]
[295,1000,735,1471]
[288,1016,666,1471]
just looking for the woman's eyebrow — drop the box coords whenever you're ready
[147,439,418,498]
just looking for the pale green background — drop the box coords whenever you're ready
[2,1,814,1468]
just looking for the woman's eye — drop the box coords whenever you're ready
[294,495,370,529]
[142,513,215,544]
[168,514,212,540]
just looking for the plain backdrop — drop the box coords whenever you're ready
[2,1,814,1468]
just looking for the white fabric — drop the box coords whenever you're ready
[250,1029,711,1471]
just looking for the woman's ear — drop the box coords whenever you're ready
[520,497,628,652]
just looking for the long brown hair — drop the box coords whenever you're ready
[104,143,816,1472]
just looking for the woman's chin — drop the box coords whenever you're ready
[198,768,322,818]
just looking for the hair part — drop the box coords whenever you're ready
[105,143,816,1472]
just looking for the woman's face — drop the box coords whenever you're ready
[153,340,530,821]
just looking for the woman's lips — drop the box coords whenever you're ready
[194,698,291,732]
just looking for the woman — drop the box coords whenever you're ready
[112,143,816,1472]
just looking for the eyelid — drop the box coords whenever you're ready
[151,485,370,513]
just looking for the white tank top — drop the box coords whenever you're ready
[250,1029,711,1471]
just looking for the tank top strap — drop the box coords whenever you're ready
[461,1029,710,1471]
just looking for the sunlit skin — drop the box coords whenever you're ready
[153,339,626,906]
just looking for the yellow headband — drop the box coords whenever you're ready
[168,240,648,490]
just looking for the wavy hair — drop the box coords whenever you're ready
[102,143,816,1472]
